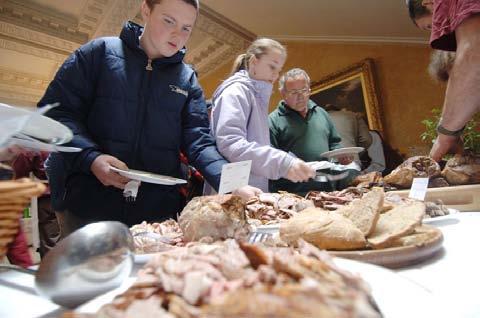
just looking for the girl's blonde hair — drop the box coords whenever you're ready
[230,38,286,76]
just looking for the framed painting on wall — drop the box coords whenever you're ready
[310,59,383,133]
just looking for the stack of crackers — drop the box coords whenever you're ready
[0,178,46,259]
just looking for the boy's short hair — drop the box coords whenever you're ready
[146,0,199,12]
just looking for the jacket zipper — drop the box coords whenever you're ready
[146,59,153,71]
[131,59,153,168]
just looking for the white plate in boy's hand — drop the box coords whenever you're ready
[110,166,187,185]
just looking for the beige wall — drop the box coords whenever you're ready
[199,41,446,156]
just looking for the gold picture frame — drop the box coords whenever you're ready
[310,59,383,133]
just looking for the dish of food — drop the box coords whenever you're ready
[77,243,438,318]
[422,208,460,224]
[330,225,443,268]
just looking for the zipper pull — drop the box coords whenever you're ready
[146,59,153,71]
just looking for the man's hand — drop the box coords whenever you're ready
[91,154,130,189]
[233,185,263,201]
[286,159,315,182]
[429,134,463,162]
[336,155,354,165]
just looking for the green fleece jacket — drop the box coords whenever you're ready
[269,100,348,194]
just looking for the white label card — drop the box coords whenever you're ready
[409,178,429,201]
[218,160,251,194]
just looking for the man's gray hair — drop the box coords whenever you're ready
[278,68,311,92]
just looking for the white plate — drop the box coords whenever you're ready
[0,103,72,144]
[75,257,442,317]
[423,208,460,224]
[110,166,187,185]
[321,147,365,158]
[10,137,81,153]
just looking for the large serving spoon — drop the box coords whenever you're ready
[0,221,134,308]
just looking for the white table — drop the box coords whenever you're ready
[394,212,480,318]
[1,212,479,318]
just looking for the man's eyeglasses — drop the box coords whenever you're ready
[285,87,310,97]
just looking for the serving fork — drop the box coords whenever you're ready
[123,180,141,202]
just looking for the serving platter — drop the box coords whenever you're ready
[329,225,443,268]
[75,258,441,317]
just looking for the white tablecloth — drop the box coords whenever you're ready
[394,212,480,318]
[1,212,479,318]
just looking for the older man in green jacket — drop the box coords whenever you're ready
[269,68,358,195]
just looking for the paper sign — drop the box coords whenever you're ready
[409,178,429,201]
[218,160,251,194]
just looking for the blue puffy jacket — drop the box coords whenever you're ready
[39,22,227,225]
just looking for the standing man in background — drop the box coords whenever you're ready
[269,68,357,195]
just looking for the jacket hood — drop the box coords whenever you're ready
[213,70,273,102]
[120,21,186,65]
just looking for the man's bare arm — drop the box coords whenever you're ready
[430,15,480,161]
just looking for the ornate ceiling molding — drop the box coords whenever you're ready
[78,0,114,37]
[0,0,88,44]
[91,0,142,38]
[0,21,81,53]
[0,88,40,105]
[0,36,68,62]
[0,1,259,106]
[195,45,236,79]
[0,66,50,90]
[196,5,254,52]
[185,4,256,78]
[0,66,50,106]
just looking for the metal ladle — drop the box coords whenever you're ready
[1,221,134,308]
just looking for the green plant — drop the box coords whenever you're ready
[421,108,480,154]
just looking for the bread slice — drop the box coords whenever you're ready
[335,187,384,236]
[280,209,367,250]
[367,201,425,249]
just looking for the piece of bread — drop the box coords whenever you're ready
[442,153,480,185]
[178,195,247,242]
[279,209,367,250]
[335,187,384,236]
[389,225,440,247]
[384,156,441,188]
[367,201,425,249]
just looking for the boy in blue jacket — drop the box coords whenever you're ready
[39,0,260,236]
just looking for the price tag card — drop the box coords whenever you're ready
[408,178,429,201]
[218,160,251,194]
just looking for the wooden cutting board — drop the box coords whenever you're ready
[388,184,480,212]
[329,225,443,269]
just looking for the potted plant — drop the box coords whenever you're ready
[421,108,480,155]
